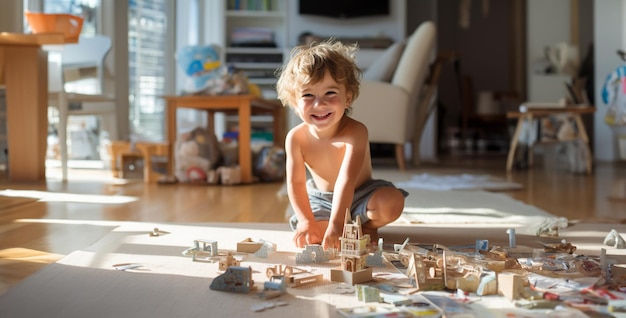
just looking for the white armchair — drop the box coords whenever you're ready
[351,21,437,170]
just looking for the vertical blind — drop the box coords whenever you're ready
[128,0,168,141]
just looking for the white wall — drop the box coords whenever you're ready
[594,0,625,161]
[286,1,406,47]
[526,0,625,162]
[526,0,572,102]
[0,0,23,32]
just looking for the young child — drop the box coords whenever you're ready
[276,40,408,250]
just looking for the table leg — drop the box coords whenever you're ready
[527,115,534,168]
[238,100,252,183]
[166,100,177,177]
[573,114,593,174]
[506,117,524,171]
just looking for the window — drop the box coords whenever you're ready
[28,0,174,156]
[128,0,169,140]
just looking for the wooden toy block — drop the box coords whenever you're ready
[237,237,263,253]
[497,271,528,300]
[330,267,373,285]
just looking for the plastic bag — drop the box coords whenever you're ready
[254,146,285,182]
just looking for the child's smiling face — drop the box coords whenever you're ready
[295,71,353,132]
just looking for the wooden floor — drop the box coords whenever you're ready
[0,153,625,295]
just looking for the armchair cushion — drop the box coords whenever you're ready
[352,80,410,143]
[362,41,405,82]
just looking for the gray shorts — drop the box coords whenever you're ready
[289,178,409,230]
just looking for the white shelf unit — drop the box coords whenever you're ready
[221,0,288,140]
[224,0,288,101]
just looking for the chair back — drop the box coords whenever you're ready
[58,34,112,94]
[391,21,436,140]
[47,51,64,94]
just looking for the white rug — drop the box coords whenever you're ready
[393,173,522,191]
[395,187,567,235]
[279,178,564,236]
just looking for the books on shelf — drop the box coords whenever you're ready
[227,0,274,11]
[229,27,275,47]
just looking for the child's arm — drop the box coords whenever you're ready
[285,128,324,247]
[323,121,370,250]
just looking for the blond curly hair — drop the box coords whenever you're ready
[275,40,362,114]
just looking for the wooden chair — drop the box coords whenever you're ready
[47,35,116,181]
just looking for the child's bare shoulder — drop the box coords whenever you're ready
[341,117,369,139]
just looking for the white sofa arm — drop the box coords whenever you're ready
[351,80,410,144]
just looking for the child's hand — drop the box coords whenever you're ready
[293,220,324,248]
[322,223,343,250]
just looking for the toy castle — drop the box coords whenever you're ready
[330,210,373,285]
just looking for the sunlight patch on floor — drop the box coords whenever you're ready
[0,190,137,204]
[15,219,127,227]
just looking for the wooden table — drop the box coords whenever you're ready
[506,105,596,173]
[163,94,285,184]
[0,33,71,182]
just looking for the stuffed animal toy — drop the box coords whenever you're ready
[174,127,222,183]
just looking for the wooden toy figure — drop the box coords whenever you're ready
[330,210,373,285]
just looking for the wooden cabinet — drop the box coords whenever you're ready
[0,86,6,165]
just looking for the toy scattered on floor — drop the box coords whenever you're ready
[210,266,255,293]
[216,166,242,185]
[355,284,381,303]
[604,229,626,249]
[148,227,169,237]
[253,241,276,258]
[405,250,445,291]
[191,219,622,317]
[265,264,323,287]
[475,239,489,253]
[541,240,577,254]
[218,252,241,271]
[182,239,219,262]
[330,212,373,285]
[366,238,385,267]
[112,263,144,271]
[249,301,288,313]
[258,275,287,299]
[237,238,264,253]
[235,238,277,258]
[535,216,568,237]
[506,228,516,248]
[296,244,333,264]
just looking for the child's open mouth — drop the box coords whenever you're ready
[311,112,331,120]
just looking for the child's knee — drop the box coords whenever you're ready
[387,197,404,220]
[371,187,405,221]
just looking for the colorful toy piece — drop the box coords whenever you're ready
[210,266,254,293]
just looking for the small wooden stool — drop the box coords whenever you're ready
[135,142,170,183]
[107,141,170,183]
[107,141,134,178]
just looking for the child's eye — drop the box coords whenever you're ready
[301,93,314,99]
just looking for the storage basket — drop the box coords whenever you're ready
[24,11,84,42]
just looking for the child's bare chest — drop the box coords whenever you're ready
[302,141,345,174]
